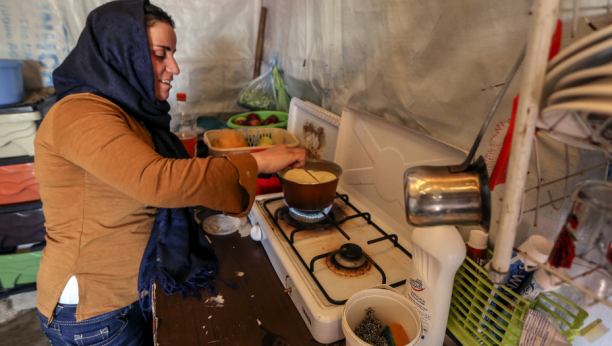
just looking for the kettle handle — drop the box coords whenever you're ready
[450,46,525,173]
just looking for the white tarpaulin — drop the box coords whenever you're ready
[0,0,261,113]
[1,0,611,339]
[0,0,70,87]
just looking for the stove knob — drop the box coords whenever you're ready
[250,223,262,241]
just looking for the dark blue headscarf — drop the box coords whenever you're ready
[52,0,222,314]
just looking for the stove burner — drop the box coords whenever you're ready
[274,205,336,230]
[334,243,366,269]
[287,205,332,223]
[326,243,372,277]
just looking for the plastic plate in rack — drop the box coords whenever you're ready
[555,63,612,91]
[202,214,241,236]
[548,77,612,105]
[538,97,612,151]
[542,39,612,107]
[547,23,612,72]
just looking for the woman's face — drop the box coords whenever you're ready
[147,22,179,101]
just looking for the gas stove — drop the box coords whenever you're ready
[248,191,412,343]
[248,100,466,343]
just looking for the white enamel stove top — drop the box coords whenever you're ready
[248,190,411,344]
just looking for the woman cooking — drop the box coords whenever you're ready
[34,1,305,344]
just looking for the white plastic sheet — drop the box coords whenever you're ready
[0,0,70,88]
[261,0,532,151]
[0,0,261,114]
[1,0,611,338]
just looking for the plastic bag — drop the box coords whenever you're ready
[272,63,290,112]
[237,65,276,111]
[237,58,290,111]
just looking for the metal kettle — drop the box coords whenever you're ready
[404,47,526,232]
[404,156,491,230]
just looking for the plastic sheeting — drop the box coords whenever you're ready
[0,0,70,88]
[1,0,612,339]
[0,0,261,114]
[262,0,532,151]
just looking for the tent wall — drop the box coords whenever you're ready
[1,0,611,339]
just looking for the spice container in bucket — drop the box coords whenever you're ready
[342,285,423,346]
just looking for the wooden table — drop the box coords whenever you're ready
[153,230,344,346]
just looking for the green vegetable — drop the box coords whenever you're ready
[272,65,290,112]
[237,85,276,111]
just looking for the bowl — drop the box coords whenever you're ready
[227,111,288,129]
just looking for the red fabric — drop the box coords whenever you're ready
[250,147,283,195]
[490,95,519,189]
[257,177,283,195]
[0,163,40,205]
[548,20,563,61]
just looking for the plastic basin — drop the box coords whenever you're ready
[0,60,25,106]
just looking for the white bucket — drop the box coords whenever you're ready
[342,285,423,346]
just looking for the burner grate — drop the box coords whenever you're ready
[263,193,412,305]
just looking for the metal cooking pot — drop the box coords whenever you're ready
[278,159,343,212]
[404,47,526,232]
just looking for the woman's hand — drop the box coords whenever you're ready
[251,145,307,174]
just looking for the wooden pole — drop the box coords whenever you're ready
[253,7,267,79]
[488,0,560,285]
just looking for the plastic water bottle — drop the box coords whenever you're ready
[170,93,196,132]
[170,93,197,157]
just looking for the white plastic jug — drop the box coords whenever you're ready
[404,226,466,346]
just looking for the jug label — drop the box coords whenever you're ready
[407,267,434,340]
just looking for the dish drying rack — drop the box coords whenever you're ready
[448,254,589,346]
[448,140,607,345]
[488,0,612,322]
[447,1,612,344]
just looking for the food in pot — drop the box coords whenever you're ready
[282,169,336,184]
[213,129,247,148]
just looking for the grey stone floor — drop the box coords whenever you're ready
[0,292,49,346]
[0,309,48,346]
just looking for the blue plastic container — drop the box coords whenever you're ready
[0,60,25,106]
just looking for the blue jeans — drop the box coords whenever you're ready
[38,300,153,346]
